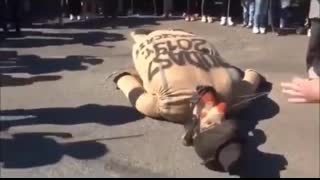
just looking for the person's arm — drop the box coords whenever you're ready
[281,77,320,103]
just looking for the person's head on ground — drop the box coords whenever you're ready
[182,85,244,172]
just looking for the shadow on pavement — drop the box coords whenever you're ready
[0,104,145,131]
[0,74,62,87]
[229,89,288,178]
[25,16,181,30]
[232,129,288,178]
[0,50,103,87]
[0,51,103,75]
[203,81,287,177]
[0,132,108,169]
[0,30,125,48]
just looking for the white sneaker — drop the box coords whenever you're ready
[253,27,259,34]
[307,29,311,37]
[77,16,81,21]
[227,17,234,26]
[259,27,266,34]
[308,67,318,79]
[69,14,74,20]
[220,16,227,26]
[246,23,253,28]
[201,16,207,23]
[207,16,213,23]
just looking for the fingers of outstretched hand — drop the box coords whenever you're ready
[281,82,301,92]
[292,77,306,85]
[287,98,308,103]
[282,89,304,97]
[281,80,306,103]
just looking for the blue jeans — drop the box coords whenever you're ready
[254,0,269,28]
[242,0,255,25]
[280,0,291,28]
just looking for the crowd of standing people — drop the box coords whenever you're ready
[0,0,316,36]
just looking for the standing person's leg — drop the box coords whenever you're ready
[241,0,249,26]
[259,0,269,33]
[83,0,96,19]
[68,0,74,20]
[69,0,81,20]
[111,0,118,18]
[276,0,291,35]
[219,0,228,25]
[102,0,117,18]
[163,0,173,17]
[12,0,21,34]
[253,0,261,33]
[58,0,67,26]
[253,0,268,34]
[75,0,82,20]
[248,0,255,27]
[226,0,234,26]
[296,0,310,35]
[201,0,214,23]
[201,0,207,22]
[280,0,291,29]
[82,0,89,19]
[0,0,8,33]
[207,0,215,22]
[307,19,320,78]
[90,0,97,16]
[186,0,196,21]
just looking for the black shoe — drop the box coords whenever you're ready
[296,27,306,35]
[277,29,287,36]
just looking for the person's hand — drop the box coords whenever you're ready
[281,77,320,103]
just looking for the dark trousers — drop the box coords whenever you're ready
[270,0,291,28]
[1,0,21,33]
[102,0,117,17]
[187,0,201,15]
[210,0,229,17]
[218,0,229,17]
[202,0,215,16]
[68,0,82,16]
[306,19,320,76]
[0,0,8,32]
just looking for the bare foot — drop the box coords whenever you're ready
[281,77,320,103]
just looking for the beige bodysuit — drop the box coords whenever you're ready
[115,29,262,123]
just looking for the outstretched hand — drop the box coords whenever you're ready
[281,77,320,103]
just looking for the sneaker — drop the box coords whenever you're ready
[162,13,169,18]
[308,67,318,79]
[277,29,286,36]
[307,29,311,37]
[69,14,74,20]
[220,16,227,26]
[246,23,253,28]
[253,27,259,34]
[207,16,213,23]
[227,17,234,26]
[242,22,248,28]
[190,16,196,21]
[76,15,81,21]
[185,16,191,21]
[182,12,187,17]
[259,27,266,34]
[296,27,306,35]
[201,16,207,23]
